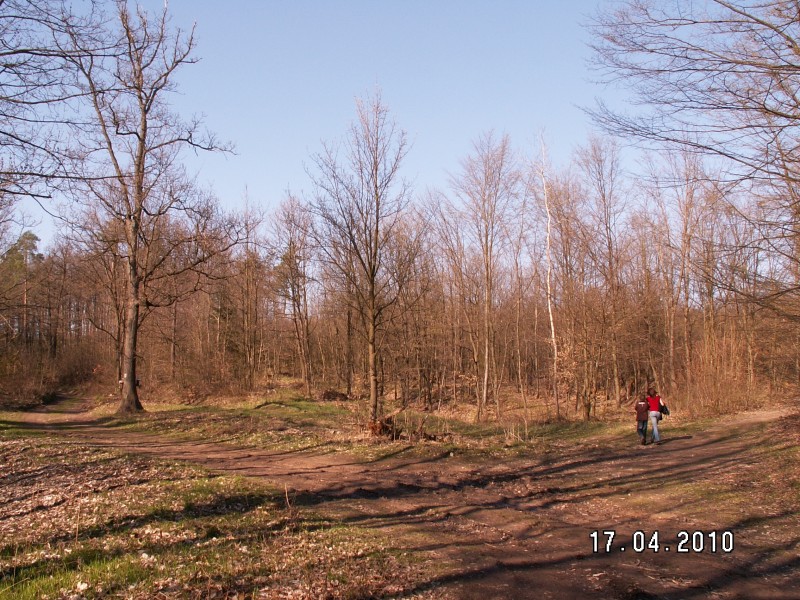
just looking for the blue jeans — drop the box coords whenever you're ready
[637,420,648,440]
[649,411,661,442]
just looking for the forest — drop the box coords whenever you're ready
[2,0,799,428]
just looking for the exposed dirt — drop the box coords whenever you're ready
[6,401,799,599]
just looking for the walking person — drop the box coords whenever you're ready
[646,387,666,445]
[635,395,649,445]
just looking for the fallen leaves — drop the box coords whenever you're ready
[0,434,441,599]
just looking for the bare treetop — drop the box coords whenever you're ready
[589,0,800,185]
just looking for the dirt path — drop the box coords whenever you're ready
[7,403,798,599]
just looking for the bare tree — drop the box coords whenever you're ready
[531,145,561,418]
[506,180,536,425]
[273,195,315,398]
[56,2,232,413]
[447,132,519,420]
[433,192,483,410]
[309,92,411,423]
[590,0,800,182]
[0,0,77,200]
[576,136,626,405]
[75,212,128,381]
[589,0,800,318]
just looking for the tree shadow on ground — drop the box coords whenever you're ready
[0,491,282,581]
[286,426,798,598]
[3,410,795,598]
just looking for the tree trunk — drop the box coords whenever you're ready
[482,284,491,421]
[346,302,353,397]
[542,165,560,419]
[170,300,178,382]
[118,269,143,413]
[368,310,379,422]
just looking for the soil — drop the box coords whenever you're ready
[7,400,800,599]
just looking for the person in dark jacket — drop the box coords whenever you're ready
[635,395,649,445]
[646,387,666,444]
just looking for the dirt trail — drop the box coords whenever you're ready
[7,404,798,599]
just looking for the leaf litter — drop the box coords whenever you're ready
[0,435,441,599]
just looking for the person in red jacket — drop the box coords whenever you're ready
[635,395,649,445]
[646,387,666,444]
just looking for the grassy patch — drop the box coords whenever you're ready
[0,387,711,463]
[101,395,355,454]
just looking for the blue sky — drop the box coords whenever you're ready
[163,1,611,209]
[29,1,616,243]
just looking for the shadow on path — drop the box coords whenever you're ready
[2,406,794,599]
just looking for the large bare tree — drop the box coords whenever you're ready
[56,1,232,413]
